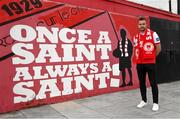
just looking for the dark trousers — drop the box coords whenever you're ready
[137,64,159,104]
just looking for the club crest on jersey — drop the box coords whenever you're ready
[143,42,154,52]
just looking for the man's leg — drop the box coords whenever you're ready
[120,68,126,87]
[137,64,147,102]
[147,64,159,104]
[127,68,133,86]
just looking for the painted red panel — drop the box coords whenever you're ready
[0,0,149,113]
[52,0,180,22]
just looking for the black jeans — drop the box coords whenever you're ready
[137,64,159,104]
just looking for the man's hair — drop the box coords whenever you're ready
[138,16,146,21]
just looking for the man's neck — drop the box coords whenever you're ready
[140,32,144,35]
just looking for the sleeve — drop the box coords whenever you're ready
[153,32,160,44]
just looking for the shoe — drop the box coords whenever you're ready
[137,101,147,108]
[127,81,133,86]
[152,103,159,111]
[120,83,126,87]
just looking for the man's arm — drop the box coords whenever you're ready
[128,39,133,57]
[156,43,161,56]
[153,32,161,56]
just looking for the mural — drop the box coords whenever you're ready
[0,0,142,113]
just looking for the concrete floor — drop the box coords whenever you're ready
[1,81,180,119]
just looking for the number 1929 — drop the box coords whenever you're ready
[1,0,42,16]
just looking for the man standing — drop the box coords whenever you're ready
[133,16,161,111]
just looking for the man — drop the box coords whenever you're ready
[119,29,133,87]
[133,16,161,111]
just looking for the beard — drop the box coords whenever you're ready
[140,27,146,32]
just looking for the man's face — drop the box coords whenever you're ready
[138,20,147,32]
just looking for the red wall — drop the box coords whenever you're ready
[53,0,180,22]
[0,0,179,113]
[0,0,142,113]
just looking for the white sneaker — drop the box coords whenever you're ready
[137,101,147,108]
[152,103,159,111]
